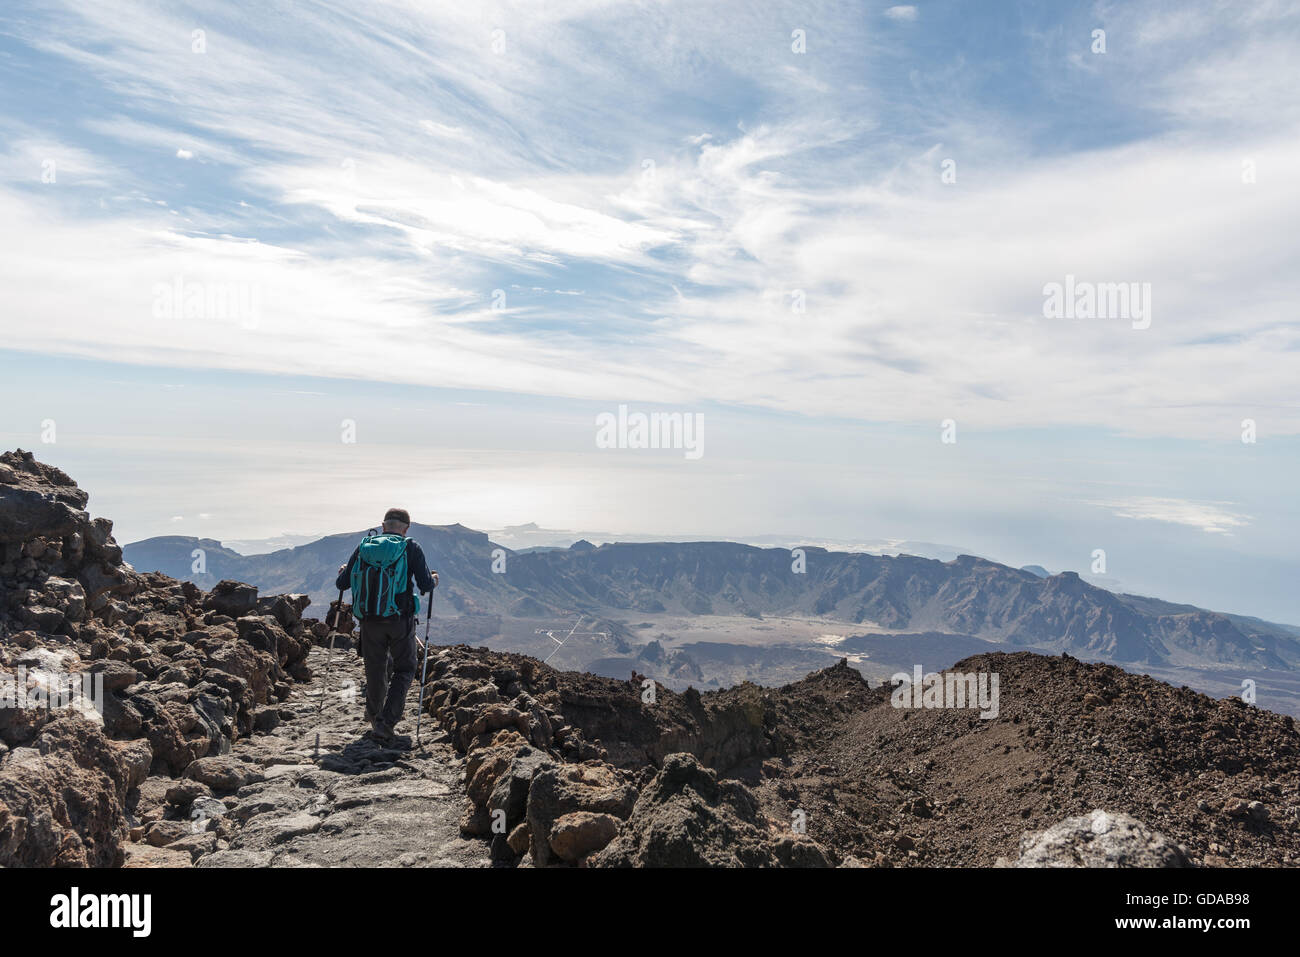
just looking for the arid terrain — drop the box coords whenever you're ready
[125,521,1300,719]
[3,450,1298,868]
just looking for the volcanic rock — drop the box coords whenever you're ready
[1000,809,1192,867]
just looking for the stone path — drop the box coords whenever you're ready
[141,643,490,868]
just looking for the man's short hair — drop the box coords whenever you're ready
[383,507,410,526]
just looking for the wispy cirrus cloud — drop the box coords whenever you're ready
[0,0,1296,441]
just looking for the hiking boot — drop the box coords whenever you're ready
[369,718,395,744]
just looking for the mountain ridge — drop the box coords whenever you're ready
[125,527,1300,673]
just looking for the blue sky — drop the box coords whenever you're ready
[1,1,1298,621]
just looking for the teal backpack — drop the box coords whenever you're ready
[350,532,420,620]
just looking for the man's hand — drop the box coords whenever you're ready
[431,571,439,589]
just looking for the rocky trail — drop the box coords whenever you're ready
[129,644,491,868]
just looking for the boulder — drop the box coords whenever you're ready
[89,659,141,693]
[203,637,276,709]
[507,821,531,855]
[204,581,259,619]
[0,451,89,543]
[16,605,65,633]
[78,563,131,609]
[0,649,104,745]
[255,593,311,632]
[0,715,133,867]
[466,751,513,807]
[117,738,154,791]
[167,830,219,861]
[82,516,123,565]
[165,779,213,808]
[40,577,85,621]
[183,756,266,793]
[122,844,193,868]
[488,749,555,833]
[144,819,192,847]
[188,795,229,831]
[526,762,638,867]
[1000,810,1192,868]
[137,698,214,774]
[549,811,621,862]
[457,704,531,751]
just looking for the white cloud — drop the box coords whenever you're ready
[884,6,918,21]
[0,129,114,186]
[1,0,1297,441]
[1091,497,1252,535]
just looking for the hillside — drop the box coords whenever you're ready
[127,531,1300,672]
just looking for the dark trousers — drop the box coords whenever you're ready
[359,615,417,728]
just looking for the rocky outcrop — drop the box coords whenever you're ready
[525,762,638,865]
[0,715,143,867]
[999,809,1192,867]
[416,643,839,866]
[0,450,315,867]
[418,646,640,862]
[593,753,830,867]
[0,453,90,544]
[204,580,259,619]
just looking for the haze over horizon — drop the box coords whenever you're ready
[3,1,1298,623]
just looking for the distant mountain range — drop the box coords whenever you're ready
[125,524,1300,672]
[469,522,977,563]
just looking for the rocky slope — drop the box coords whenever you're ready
[5,450,1298,868]
[749,651,1300,867]
[412,643,1300,867]
[0,450,314,865]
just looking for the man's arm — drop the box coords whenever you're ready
[407,540,437,595]
[336,546,359,592]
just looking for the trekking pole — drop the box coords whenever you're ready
[318,589,343,716]
[415,588,434,749]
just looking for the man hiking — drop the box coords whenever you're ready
[336,508,437,745]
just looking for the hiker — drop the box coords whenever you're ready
[336,508,437,744]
